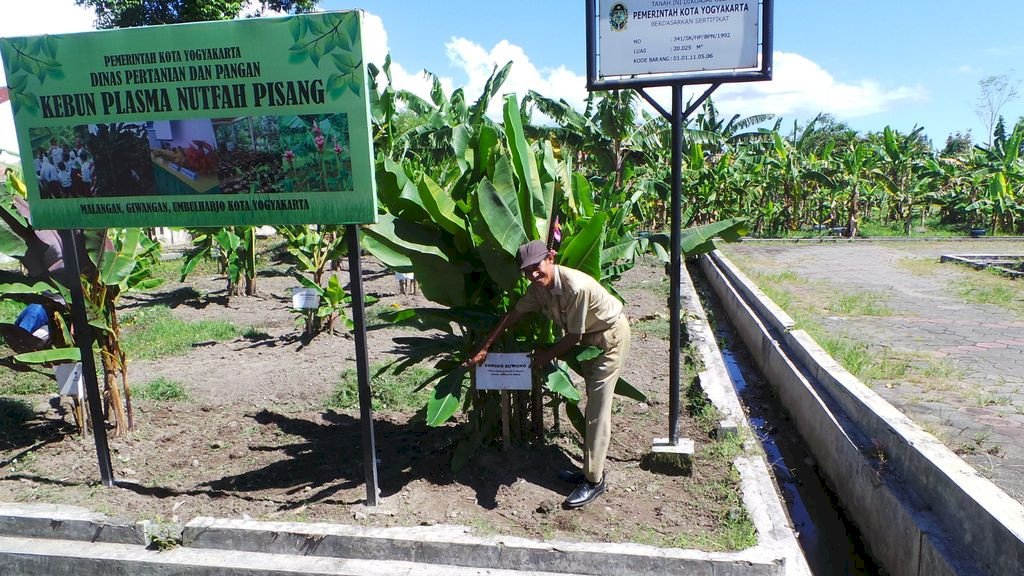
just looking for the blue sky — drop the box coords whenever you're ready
[2,0,1023,164]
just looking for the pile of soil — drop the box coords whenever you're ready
[0,255,742,547]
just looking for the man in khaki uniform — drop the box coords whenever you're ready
[467,240,631,508]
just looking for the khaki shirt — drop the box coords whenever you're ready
[514,265,622,335]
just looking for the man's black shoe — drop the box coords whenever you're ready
[558,469,585,484]
[563,476,606,509]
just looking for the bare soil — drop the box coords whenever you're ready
[0,254,742,548]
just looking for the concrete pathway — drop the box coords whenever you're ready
[719,239,1024,503]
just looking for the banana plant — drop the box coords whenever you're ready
[970,128,1024,234]
[278,224,354,335]
[80,227,164,434]
[180,226,258,299]
[0,174,162,435]
[364,93,643,450]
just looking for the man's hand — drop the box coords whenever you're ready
[463,348,488,368]
[530,349,554,369]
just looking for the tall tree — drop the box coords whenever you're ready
[975,74,1020,147]
[942,131,973,156]
[74,0,318,28]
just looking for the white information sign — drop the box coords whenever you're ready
[598,0,759,77]
[475,353,532,391]
[292,287,320,310]
[55,362,84,399]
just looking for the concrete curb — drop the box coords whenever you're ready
[679,260,811,576]
[700,250,1024,576]
[0,533,594,576]
[184,516,782,576]
[0,502,147,545]
[0,501,786,576]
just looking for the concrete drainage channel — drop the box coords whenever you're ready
[0,258,811,575]
[699,250,1024,575]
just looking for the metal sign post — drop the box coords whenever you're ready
[346,226,380,506]
[586,0,773,451]
[57,228,115,487]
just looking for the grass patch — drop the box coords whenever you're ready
[0,369,54,396]
[827,292,891,316]
[634,314,670,339]
[954,272,1024,317]
[815,333,873,377]
[858,215,965,238]
[0,398,36,427]
[327,362,435,411]
[861,348,911,381]
[918,357,966,380]
[898,257,942,276]
[134,378,189,402]
[121,306,241,360]
[149,254,220,284]
[242,326,272,340]
[744,270,799,310]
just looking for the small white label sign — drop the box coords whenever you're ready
[55,362,84,398]
[292,287,320,310]
[475,353,532,390]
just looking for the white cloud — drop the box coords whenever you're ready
[710,52,927,122]
[0,0,95,86]
[362,12,453,107]
[397,40,923,130]
[444,37,587,119]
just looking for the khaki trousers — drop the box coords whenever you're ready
[579,314,631,483]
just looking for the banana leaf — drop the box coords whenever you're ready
[378,308,456,334]
[644,217,748,261]
[477,169,527,257]
[376,156,430,221]
[408,252,467,308]
[566,401,586,437]
[558,212,607,280]
[360,232,412,272]
[14,346,80,365]
[503,95,541,241]
[418,173,467,244]
[543,364,581,402]
[0,209,28,258]
[99,229,144,287]
[477,240,521,291]
[680,217,747,256]
[365,213,447,260]
[614,378,647,403]
[426,367,467,426]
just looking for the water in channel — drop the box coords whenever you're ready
[694,271,886,575]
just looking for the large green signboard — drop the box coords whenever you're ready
[0,11,377,228]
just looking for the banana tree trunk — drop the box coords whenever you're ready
[847,186,860,238]
[99,337,129,436]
